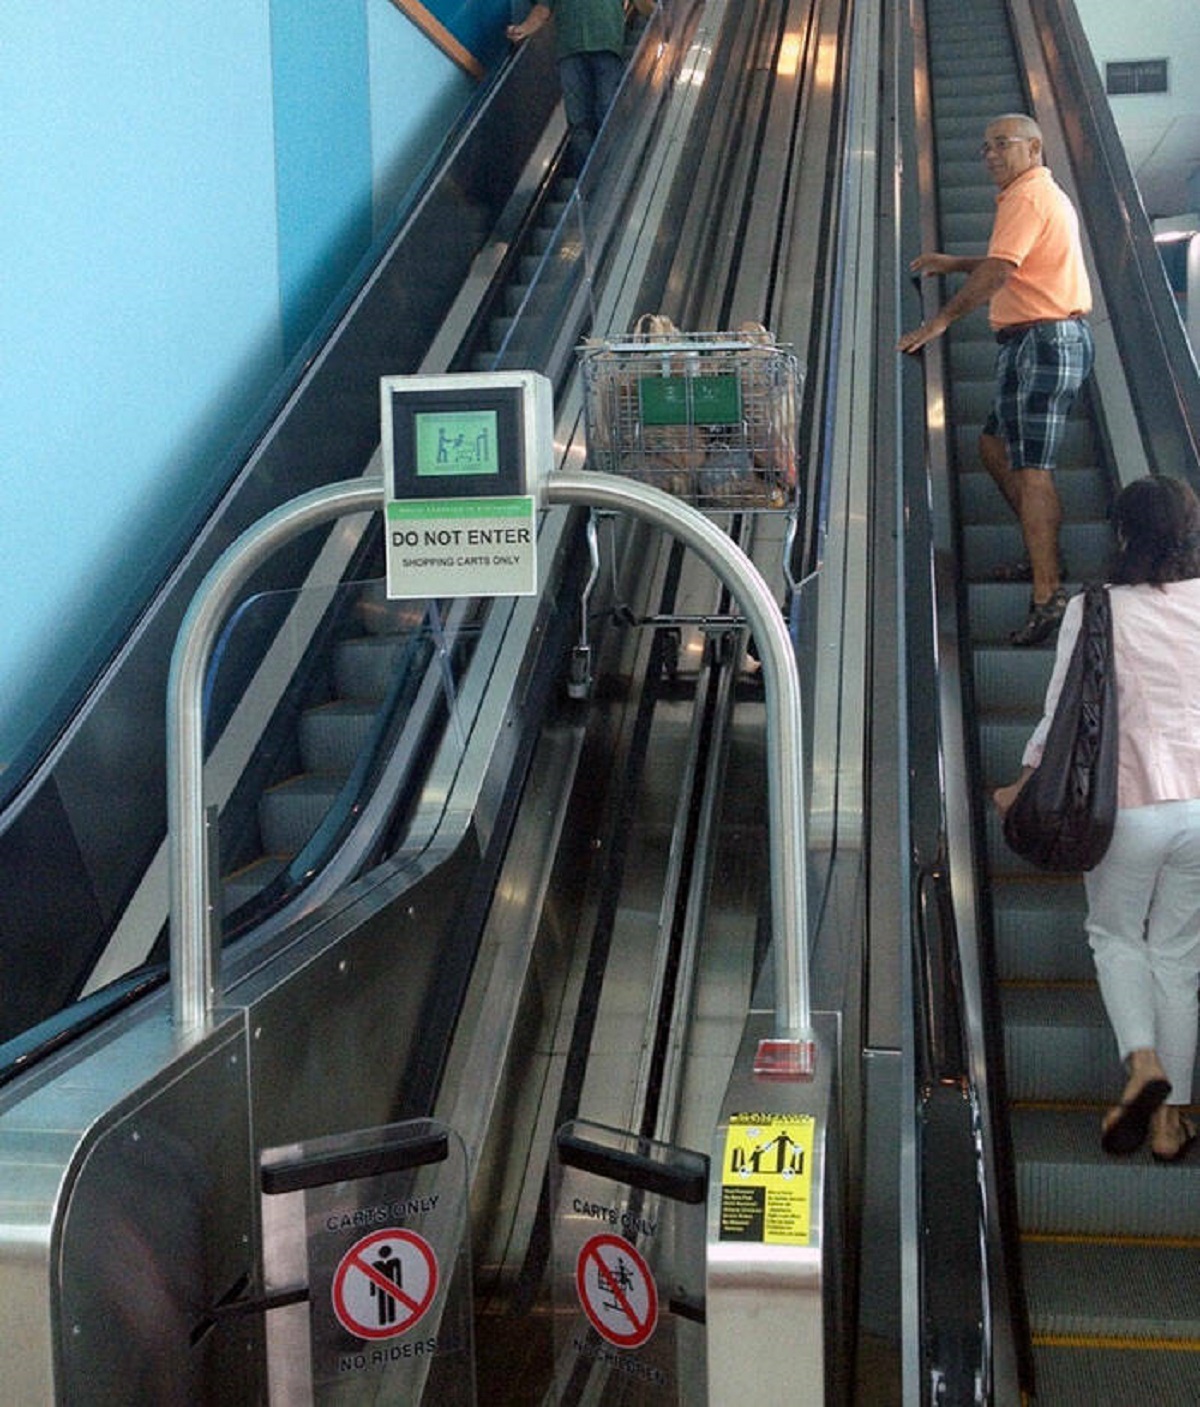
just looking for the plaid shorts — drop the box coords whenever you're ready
[983,317,1094,471]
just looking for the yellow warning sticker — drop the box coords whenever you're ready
[719,1112,815,1245]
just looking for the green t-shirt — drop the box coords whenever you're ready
[547,0,625,59]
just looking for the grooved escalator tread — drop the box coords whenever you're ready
[1030,1343,1200,1404]
[1023,1237,1200,1343]
[1011,1106,1200,1239]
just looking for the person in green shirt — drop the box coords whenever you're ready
[507,0,648,171]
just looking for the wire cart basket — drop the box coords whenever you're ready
[578,331,803,510]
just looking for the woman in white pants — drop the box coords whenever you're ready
[995,475,1200,1161]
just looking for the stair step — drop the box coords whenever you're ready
[298,701,380,775]
[1012,1107,1200,1238]
[990,876,1092,983]
[333,632,421,702]
[960,521,1114,583]
[258,774,342,856]
[1001,983,1115,1102]
[957,460,1108,519]
[1024,1238,1200,1341]
[1031,1345,1200,1406]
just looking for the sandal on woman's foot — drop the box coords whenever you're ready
[1151,1114,1197,1164]
[1100,1077,1172,1155]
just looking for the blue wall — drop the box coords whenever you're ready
[1,0,508,774]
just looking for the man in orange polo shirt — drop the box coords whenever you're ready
[899,113,1094,646]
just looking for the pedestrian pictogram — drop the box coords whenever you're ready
[331,1227,438,1340]
[719,1112,815,1245]
[575,1232,658,1349]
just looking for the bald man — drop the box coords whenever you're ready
[899,113,1093,646]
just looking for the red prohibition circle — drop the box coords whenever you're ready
[331,1227,438,1341]
[575,1232,658,1349]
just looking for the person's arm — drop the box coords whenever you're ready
[991,594,1085,815]
[910,252,982,277]
[898,255,1013,355]
[506,3,550,42]
[993,766,1034,819]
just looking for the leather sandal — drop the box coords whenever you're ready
[1100,1077,1172,1155]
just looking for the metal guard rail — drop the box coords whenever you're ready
[168,471,816,1074]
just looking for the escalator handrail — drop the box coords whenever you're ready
[900,0,1032,1398]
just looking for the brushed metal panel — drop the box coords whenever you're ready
[57,1026,256,1406]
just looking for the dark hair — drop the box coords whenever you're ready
[1111,475,1200,586]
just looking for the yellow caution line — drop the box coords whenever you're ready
[386,0,485,79]
[1002,979,1096,990]
[1032,1334,1200,1353]
[1011,1098,1200,1114]
[1024,1230,1200,1249]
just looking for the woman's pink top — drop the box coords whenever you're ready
[1022,578,1200,810]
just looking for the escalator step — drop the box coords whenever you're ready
[333,633,416,702]
[259,774,342,856]
[1012,1107,1200,1239]
[947,331,1001,386]
[939,182,995,220]
[939,211,996,247]
[952,371,1005,421]
[936,83,1026,118]
[355,584,426,637]
[972,644,1054,710]
[1031,1345,1200,1406]
[966,581,1078,646]
[298,701,379,775]
[490,314,517,347]
[222,855,288,913]
[989,876,1092,983]
[961,521,1112,582]
[935,157,988,192]
[978,717,1037,783]
[1001,984,1113,1102]
[957,458,1106,519]
[1024,1239,1200,1343]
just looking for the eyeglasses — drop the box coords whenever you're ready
[980,136,1031,157]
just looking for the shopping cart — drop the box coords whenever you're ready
[578,330,802,510]
[567,329,804,697]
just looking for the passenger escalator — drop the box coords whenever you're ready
[906,0,1200,1398]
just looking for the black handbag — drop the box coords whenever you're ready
[1002,584,1118,871]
